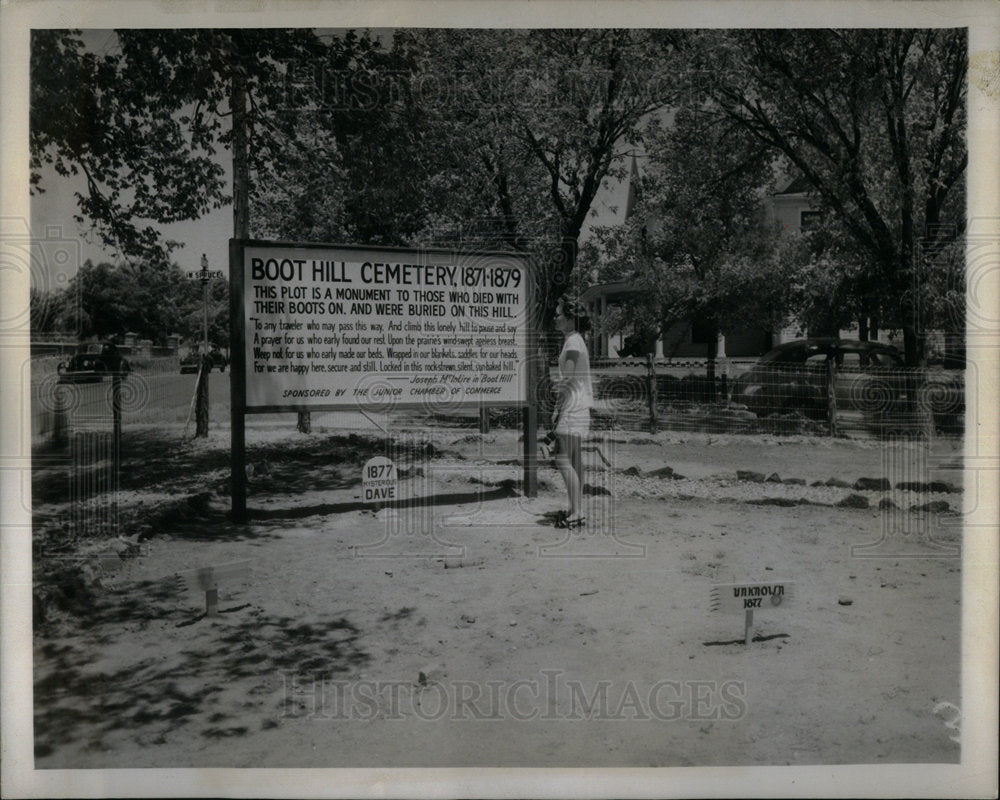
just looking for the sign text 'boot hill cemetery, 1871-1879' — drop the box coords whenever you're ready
[240,243,532,411]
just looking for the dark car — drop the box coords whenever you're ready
[731,338,907,419]
[180,345,228,374]
[57,341,131,384]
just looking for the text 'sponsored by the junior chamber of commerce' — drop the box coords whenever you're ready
[243,247,530,409]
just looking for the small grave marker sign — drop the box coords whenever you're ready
[710,581,795,645]
[175,560,251,617]
[363,457,398,505]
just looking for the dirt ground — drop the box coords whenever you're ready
[31,421,964,768]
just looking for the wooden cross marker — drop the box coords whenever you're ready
[175,560,251,617]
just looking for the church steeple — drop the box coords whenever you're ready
[624,153,641,220]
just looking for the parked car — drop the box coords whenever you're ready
[57,341,131,383]
[730,338,907,419]
[180,345,228,374]
[615,332,657,359]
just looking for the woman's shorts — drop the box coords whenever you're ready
[555,407,590,436]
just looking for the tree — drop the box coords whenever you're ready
[778,213,877,338]
[500,30,686,315]
[30,29,336,263]
[53,259,185,343]
[30,287,65,335]
[32,29,386,435]
[31,31,225,264]
[705,29,967,364]
[252,30,422,245]
[252,29,688,328]
[401,29,555,255]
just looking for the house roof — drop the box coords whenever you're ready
[776,174,813,195]
[580,280,643,303]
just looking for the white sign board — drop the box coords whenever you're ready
[710,582,795,614]
[239,243,532,412]
[362,457,398,504]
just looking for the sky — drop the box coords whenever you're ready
[31,166,235,286]
[30,29,237,287]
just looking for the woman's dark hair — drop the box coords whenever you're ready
[558,296,591,333]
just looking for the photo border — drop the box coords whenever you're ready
[2,2,997,797]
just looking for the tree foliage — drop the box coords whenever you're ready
[31,29,331,263]
[253,29,686,319]
[483,29,686,311]
[33,259,224,345]
[30,28,966,361]
[705,28,967,363]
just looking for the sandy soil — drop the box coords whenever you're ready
[31,423,964,768]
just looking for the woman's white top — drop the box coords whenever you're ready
[555,331,592,434]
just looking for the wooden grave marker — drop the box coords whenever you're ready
[175,560,251,616]
[710,581,795,645]
[362,456,398,507]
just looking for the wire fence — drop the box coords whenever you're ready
[29,354,964,445]
[30,355,231,440]
[579,359,964,439]
[413,359,964,441]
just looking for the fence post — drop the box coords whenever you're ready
[112,374,122,477]
[826,357,838,437]
[646,353,658,434]
[921,369,935,443]
[52,385,68,447]
[479,406,490,434]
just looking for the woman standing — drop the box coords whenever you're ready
[551,296,592,528]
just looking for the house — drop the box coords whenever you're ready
[580,165,812,360]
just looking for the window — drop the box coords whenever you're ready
[800,210,822,231]
[838,352,861,369]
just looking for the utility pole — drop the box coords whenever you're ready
[231,49,249,521]
[202,253,210,354]
[195,253,210,437]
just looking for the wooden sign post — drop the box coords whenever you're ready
[710,582,795,645]
[175,560,251,617]
[229,240,538,523]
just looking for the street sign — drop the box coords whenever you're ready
[188,270,225,279]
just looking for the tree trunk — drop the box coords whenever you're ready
[550,232,579,311]
[705,317,718,402]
